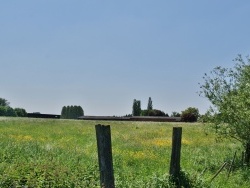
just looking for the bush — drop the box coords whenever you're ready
[14,108,27,117]
[181,107,199,122]
[0,106,6,116]
[0,106,17,117]
[141,109,166,116]
[171,111,181,117]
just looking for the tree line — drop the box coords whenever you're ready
[0,98,85,120]
[1,96,198,122]
[2,54,249,166]
[132,97,199,122]
[0,98,27,117]
[61,105,84,119]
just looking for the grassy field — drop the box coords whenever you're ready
[0,117,249,187]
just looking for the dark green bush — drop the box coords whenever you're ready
[181,107,199,122]
[0,106,17,117]
[14,108,27,117]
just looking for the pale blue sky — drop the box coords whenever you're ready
[1,1,250,116]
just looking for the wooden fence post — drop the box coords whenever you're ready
[169,127,182,182]
[95,124,115,188]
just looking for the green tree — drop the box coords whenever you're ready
[77,106,84,117]
[71,105,76,119]
[149,109,166,116]
[61,105,84,119]
[66,106,70,119]
[14,108,27,117]
[181,107,199,122]
[147,97,153,110]
[171,111,181,117]
[141,109,166,116]
[61,106,67,119]
[141,109,149,116]
[0,106,7,116]
[69,105,74,119]
[6,107,17,117]
[0,106,17,117]
[199,55,250,164]
[0,98,9,107]
[132,99,141,116]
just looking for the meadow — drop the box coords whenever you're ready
[0,117,249,187]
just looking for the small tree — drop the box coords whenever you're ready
[71,106,77,119]
[141,109,166,116]
[66,106,70,119]
[0,106,17,117]
[61,106,67,119]
[147,97,153,110]
[199,55,250,164]
[0,106,7,116]
[181,107,199,122]
[171,111,181,117]
[14,108,27,117]
[141,109,149,116]
[77,106,84,117]
[6,107,17,117]
[132,99,141,116]
[148,109,166,116]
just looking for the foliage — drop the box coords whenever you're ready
[198,111,212,123]
[171,111,181,117]
[0,98,26,117]
[181,107,199,122]
[61,105,84,119]
[133,97,168,117]
[132,99,141,116]
[61,106,67,118]
[199,55,250,163]
[0,106,17,117]
[149,109,165,117]
[141,109,167,116]
[0,97,9,107]
[0,106,6,116]
[141,109,149,116]
[147,97,153,110]
[14,108,27,117]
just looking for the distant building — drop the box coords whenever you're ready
[27,113,60,119]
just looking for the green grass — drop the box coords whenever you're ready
[0,117,249,187]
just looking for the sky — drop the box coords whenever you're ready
[1,1,250,116]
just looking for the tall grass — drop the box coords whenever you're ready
[0,117,248,187]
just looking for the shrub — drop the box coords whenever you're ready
[141,109,166,116]
[0,106,17,117]
[14,108,27,117]
[181,107,199,122]
[171,111,181,117]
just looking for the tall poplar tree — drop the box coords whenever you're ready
[132,99,141,116]
[61,106,67,119]
[147,97,153,110]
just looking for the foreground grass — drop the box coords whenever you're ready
[0,117,249,187]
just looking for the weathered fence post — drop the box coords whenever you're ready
[95,124,115,188]
[169,127,182,184]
